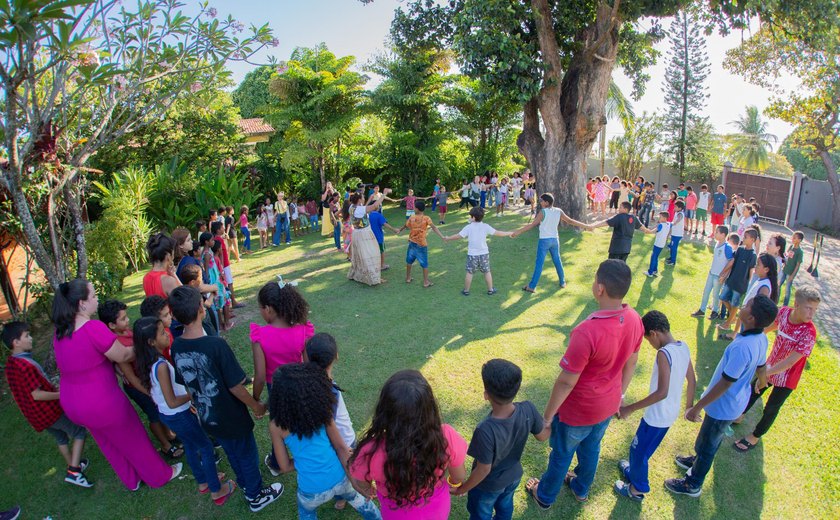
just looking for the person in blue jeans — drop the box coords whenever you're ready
[512,193,590,293]
[665,200,685,266]
[272,193,292,246]
[665,295,778,497]
[452,359,549,519]
[526,260,643,507]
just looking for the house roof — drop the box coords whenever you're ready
[238,118,275,136]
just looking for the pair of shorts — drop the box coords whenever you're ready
[711,212,724,225]
[695,208,708,221]
[496,195,507,206]
[685,209,695,219]
[719,285,744,307]
[124,384,162,422]
[406,242,429,268]
[466,254,491,274]
[223,266,233,285]
[438,205,447,214]
[45,414,87,446]
[406,210,415,218]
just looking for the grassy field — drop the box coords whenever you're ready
[2,204,839,519]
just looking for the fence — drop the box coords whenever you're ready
[788,172,835,229]
[721,164,792,223]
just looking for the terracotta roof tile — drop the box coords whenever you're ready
[238,118,275,135]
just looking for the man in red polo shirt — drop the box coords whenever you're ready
[526,260,643,507]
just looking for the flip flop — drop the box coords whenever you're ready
[525,478,550,510]
[424,282,434,288]
[382,264,390,271]
[733,438,758,452]
[213,480,237,506]
[564,472,588,502]
[405,278,413,284]
[522,286,535,293]
[199,473,227,493]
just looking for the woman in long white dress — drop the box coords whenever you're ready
[347,193,384,286]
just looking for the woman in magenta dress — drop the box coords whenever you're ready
[52,279,180,490]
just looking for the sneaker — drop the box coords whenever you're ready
[645,271,658,278]
[708,311,719,320]
[487,288,497,295]
[664,478,701,498]
[691,310,705,317]
[170,462,183,481]
[248,483,284,512]
[675,455,695,470]
[79,458,89,472]
[664,261,675,266]
[0,506,21,520]
[264,454,280,477]
[614,480,644,501]
[65,469,94,488]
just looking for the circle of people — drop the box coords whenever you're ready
[2,173,821,519]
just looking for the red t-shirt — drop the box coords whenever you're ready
[218,236,231,268]
[767,306,817,389]
[556,305,643,426]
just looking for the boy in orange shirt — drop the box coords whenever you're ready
[397,200,445,288]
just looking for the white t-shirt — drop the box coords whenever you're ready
[744,277,772,304]
[334,388,356,448]
[671,211,685,237]
[654,221,671,248]
[644,341,691,428]
[538,207,564,239]
[709,241,734,276]
[150,358,192,416]
[697,191,711,210]
[458,222,496,256]
[499,184,508,194]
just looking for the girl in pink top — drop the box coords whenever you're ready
[52,279,180,490]
[349,370,467,520]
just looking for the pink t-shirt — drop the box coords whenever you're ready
[686,192,698,210]
[350,424,467,520]
[767,306,817,389]
[405,196,417,211]
[557,305,643,426]
[249,322,314,381]
[240,213,248,227]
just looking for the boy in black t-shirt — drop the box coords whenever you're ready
[453,359,549,519]
[168,286,284,513]
[716,229,758,338]
[590,202,655,261]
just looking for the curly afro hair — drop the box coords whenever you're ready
[258,282,309,325]
[269,363,335,438]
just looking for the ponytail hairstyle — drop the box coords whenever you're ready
[306,333,338,371]
[771,234,787,263]
[171,228,192,263]
[257,282,309,325]
[132,317,162,392]
[758,253,780,303]
[147,232,176,264]
[52,279,92,340]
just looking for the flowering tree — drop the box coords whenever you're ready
[0,0,277,289]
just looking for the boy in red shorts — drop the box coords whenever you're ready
[710,185,728,226]
[436,185,449,224]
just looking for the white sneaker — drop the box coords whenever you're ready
[248,483,284,512]
[170,462,183,481]
[65,470,94,488]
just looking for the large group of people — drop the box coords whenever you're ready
[1,171,824,520]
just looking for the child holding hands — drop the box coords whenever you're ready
[443,206,513,296]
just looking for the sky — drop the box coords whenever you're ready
[212,0,796,147]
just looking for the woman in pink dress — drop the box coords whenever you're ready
[53,279,180,490]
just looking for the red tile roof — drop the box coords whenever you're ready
[238,118,275,135]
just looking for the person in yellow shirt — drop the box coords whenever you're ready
[272,192,291,246]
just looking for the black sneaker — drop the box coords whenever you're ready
[708,311,719,320]
[675,455,695,470]
[664,478,701,498]
[691,310,705,317]
[0,506,21,520]
[248,483,284,512]
[264,454,280,477]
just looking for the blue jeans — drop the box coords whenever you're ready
[536,415,611,504]
[333,222,341,250]
[467,479,519,520]
[309,215,319,230]
[241,226,251,251]
[700,272,723,313]
[648,246,664,274]
[480,191,487,208]
[273,215,291,245]
[779,271,795,306]
[639,205,653,227]
[627,418,669,494]
[159,409,220,493]
[528,238,565,289]
[668,235,682,263]
[685,415,732,490]
[297,477,381,520]
[217,433,263,500]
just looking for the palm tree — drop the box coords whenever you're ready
[728,105,777,171]
[597,80,635,176]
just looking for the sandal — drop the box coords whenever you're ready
[213,480,237,506]
[522,286,535,294]
[199,473,227,493]
[162,445,184,459]
[733,438,758,452]
[423,282,434,288]
[564,472,588,502]
[461,289,470,296]
[525,478,550,510]
[487,288,497,295]
[405,278,413,284]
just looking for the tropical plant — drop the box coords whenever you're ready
[608,113,662,181]
[727,106,778,170]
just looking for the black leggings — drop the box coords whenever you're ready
[609,191,620,209]
[742,383,793,438]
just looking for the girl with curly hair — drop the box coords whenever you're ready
[134,316,235,505]
[349,370,467,519]
[269,363,381,519]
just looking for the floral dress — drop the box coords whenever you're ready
[203,249,230,309]
[593,181,610,203]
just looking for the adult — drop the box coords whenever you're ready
[172,228,220,297]
[526,260,642,507]
[327,192,342,250]
[512,193,590,293]
[52,279,181,490]
[143,233,181,298]
[347,193,384,286]
[273,192,291,246]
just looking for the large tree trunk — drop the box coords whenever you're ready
[818,149,840,231]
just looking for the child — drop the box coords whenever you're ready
[397,200,445,288]
[102,299,183,459]
[239,205,251,254]
[734,288,820,452]
[495,177,508,216]
[645,212,671,277]
[666,295,778,497]
[695,184,711,238]
[298,199,309,234]
[397,189,428,219]
[684,186,697,237]
[268,364,381,519]
[453,359,549,519]
[349,370,467,519]
[168,286,284,512]
[443,206,513,296]
[225,206,240,263]
[257,206,268,249]
[691,227,735,318]
[195,219,208,243]
[658,183,670,213]
[368,204,402,271]
[737,206,756,237]
[178,264,220,336]
[667,191,678,222]
[201,232,231,330]
[780,231,804,306]
[614,311,695,501]
[664,200,685,266]
[132,317,235,505]
[523,184,536,216]
[290,198,301,236]
[436,185,449,224]
[430,179,441,211]
[720,253,779,340]
[306,334,356,451]
[710,185,727,228]
[3,322,93,487]
[306,199,319,232]
[139,295,175,362]
[590,201,654,262]
[341,202,353,258]
[716,228,758,334]
[211,221,242,309]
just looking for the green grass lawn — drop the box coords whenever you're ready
[2,205,839,519]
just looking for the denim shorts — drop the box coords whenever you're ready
[466,254,491,274]
[45,414,87,446]
[406,242,428,268]
[719,284,744,307]
[685,209,695,219]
